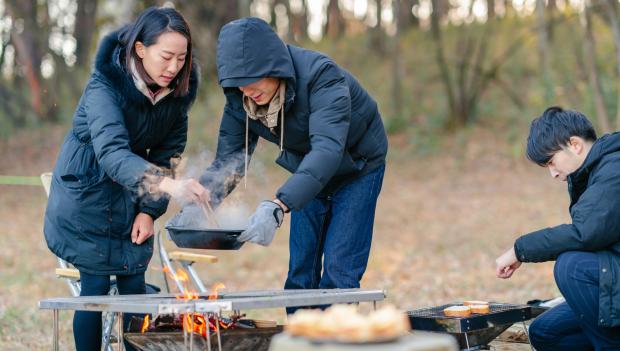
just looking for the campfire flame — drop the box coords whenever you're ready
[140,266,231,336]
[180,281,228,336]
[141,315,150,333]
[209,282,226,300]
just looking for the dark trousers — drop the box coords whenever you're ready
[74,271,146,351]
[529,251,620,351]
[284,165,385,314]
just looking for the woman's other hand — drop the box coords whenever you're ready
[132,213,154,245]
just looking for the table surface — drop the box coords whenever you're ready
[38,289,386,314]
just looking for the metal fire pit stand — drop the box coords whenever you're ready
[39,288,385,351]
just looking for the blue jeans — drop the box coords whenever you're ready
[74,271,146,351]
[529,251,620,351]
[284,165,385,313]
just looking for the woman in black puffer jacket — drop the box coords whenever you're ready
[44,7,205,350]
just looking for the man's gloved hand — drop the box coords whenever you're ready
[237,200,284,246]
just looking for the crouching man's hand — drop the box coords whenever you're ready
[238,200,285,246]
[495,246,522,279]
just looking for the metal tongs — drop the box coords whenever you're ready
[198,200,220,229]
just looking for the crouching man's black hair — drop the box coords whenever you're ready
[526,106,597,166]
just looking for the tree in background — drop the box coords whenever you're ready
[581,0,611,132]
[601,0,620,130]
[5,0,55,123]
[74,0,98,69]
[325,0,345,39]
[3,0,620,136]
[536,0,553,104]
[487,0,496,19]
[399,0,419,29]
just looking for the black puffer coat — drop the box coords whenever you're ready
[44,29,199,275]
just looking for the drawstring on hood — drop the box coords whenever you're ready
[243,81,286,188]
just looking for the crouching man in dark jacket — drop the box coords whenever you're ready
[199,17,387,310]
[495,107,620,350]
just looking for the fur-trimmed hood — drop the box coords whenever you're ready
[93,28,199,109]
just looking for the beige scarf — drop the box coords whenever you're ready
[129,59,173,105]
[242,80,286,188]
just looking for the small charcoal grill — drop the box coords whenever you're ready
[407,303,536,350]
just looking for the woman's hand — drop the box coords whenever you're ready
[132,213,154,245]
[495,246,522,279]
[158,177,210,206]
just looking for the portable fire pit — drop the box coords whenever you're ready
[39,288,385,351]
[407,303,536,350]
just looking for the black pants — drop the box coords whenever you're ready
[74,271,146,351]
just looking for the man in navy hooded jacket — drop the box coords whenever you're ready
[199,17,388,301]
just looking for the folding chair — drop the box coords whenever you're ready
[41,173,119,351]
[41,172,219,349]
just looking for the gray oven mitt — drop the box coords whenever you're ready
[237,200,284,246]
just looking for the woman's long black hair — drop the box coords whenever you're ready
[120,6,192,97]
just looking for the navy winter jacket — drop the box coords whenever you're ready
[515,133,620,327]
[44,29,199,275]
[200,17,388,211]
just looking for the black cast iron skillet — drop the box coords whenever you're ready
[166,226,245,250]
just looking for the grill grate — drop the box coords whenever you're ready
[408,303,523,319]
[407,302,532,334]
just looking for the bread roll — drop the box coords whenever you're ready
[285,304,410,343]
[469,304,490,314]
[443,306,471,317]
[286,309,322,337]
[368,305,410,340]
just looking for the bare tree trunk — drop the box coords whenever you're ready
[238,0,251,18]
[536,0,553,103]
[399,0,419,29]
[430,0,456,127]
[175,2,240,78]
[74,0,98,69]
[433,0,450,22]
[392,0,403,120]
[0,38,9,70]
[487,0,496,19]
[272,0,293,41]
[369,0,385,54]
[290,0,309,42]
[325,0,345,39]
[546,0,557,41]
[600,0,620,130]
[5,0,54,121]
[582,0,611,132]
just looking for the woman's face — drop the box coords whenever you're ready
[239,78,280,105]
[135,31,188,88]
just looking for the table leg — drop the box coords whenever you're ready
[53,309,59,351]
[522,321,535,351]
[464,332,471,350]
[117,312,124,351]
